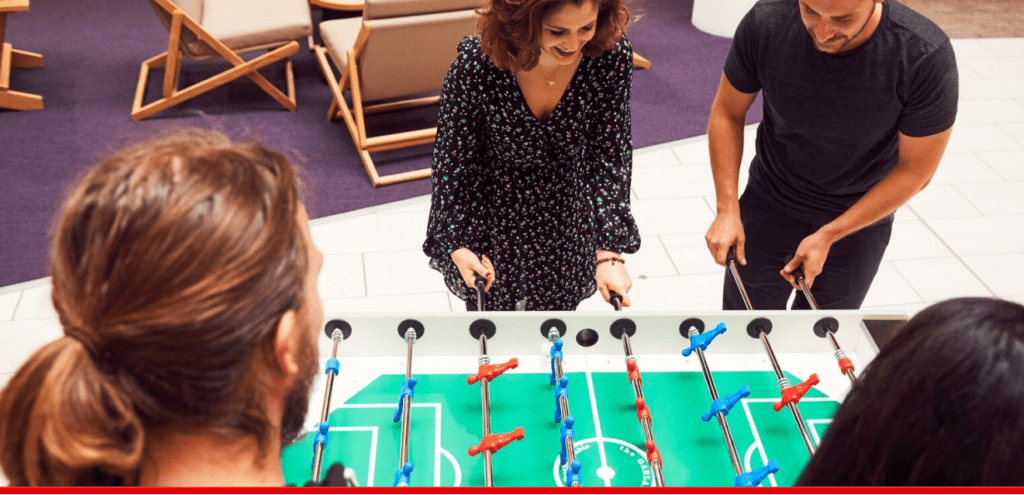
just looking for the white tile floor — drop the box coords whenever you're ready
[2,38,1024,390]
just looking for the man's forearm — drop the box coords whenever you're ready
[819,129,951,243]
[707,113,746,215]
[818,165,931,243]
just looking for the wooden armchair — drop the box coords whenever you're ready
[131,0,312,121]
[313,0,479,187]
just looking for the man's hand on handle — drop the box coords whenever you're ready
[706,210,746,266]
[781,229,834,289]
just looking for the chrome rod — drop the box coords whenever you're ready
[620,333,664,487]
[800,278,857,385]
[479,335,494,487]
[398,329,415,472]
[797,277,820,310]
[758,333,816,456]
[692,340,742,475]
[312,331,342,482]
[728,261,753,310]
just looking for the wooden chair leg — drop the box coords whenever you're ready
[10,48,43,68]
[633,52,652,70]
[0,88,43,110]
[0,42,43,111]
[358,149,432,188]
[312,35,434,187]
[131,46,296,121]
[239,42,300,111]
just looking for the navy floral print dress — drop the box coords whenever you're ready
[422,35,641,311]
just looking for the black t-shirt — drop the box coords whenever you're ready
[724,0,958,224]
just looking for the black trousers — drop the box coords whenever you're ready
[723,190,893,310]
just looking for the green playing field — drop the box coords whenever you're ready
[282,370,836,487]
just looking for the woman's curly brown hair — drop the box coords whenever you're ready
[478,0,632,73]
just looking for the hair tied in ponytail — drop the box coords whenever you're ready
[63,325,114,372]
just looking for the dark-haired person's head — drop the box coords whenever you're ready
[798,297,1024,486]
[0,129,324,486]
[478,0,632,72]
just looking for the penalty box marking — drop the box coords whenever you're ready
[323,427,377,486]
[323,403,461,487]
[740,397,835,488]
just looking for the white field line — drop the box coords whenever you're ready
[741,399,777,488]
[740,397,834,487]
[584,358,612,487]
[325,426,378,487]
[806,419,832,447]
[332,403,448,486]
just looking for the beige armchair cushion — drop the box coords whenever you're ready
[359,10,477,101]
[173,0,203,21]
[319,17,363,72]
[171,0,312,60]
[364,0,481,20]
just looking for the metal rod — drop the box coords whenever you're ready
[796,277,820,310]
[687,326,743,476]
[550,346,579,487]
[479,334,494,488]
[799,278,857,385]
[728,260,753,311]
[758,332,816,456]
[828,332,858,384]
[731,259,817,457]
[312,332,342,482]
[398,329,415,474]
[620,333,664,487]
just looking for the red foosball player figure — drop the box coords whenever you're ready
[774,374,820,412]
[468,427,525,456]
[467,358,519,385]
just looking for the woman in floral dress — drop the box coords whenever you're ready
[423,0,640,311]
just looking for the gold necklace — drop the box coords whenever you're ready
[540,64,567,88]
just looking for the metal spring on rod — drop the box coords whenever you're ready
[834,348,848,361]
[479,355,490,366]
[777,376,790,390]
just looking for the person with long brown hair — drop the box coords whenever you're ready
[0,129,324,486]
[423,0,641,311]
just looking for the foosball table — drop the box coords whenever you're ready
[281,308,905,488]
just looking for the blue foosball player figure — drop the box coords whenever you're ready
[565,459,582,486]
[393,376,418,423]
[735,459,780,487]
[393,462,414,487]
[554,375,569,423]
[559,416,575,465]
[682,322,728,357]
[702,384,751,422]
[549,339,564,385]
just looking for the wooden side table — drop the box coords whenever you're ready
[307,0,362,50]
[309,0,362,11]
[0,0,43,111]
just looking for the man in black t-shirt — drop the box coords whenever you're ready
[704,0,958,310]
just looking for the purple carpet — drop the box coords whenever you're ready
[0,0,761,287]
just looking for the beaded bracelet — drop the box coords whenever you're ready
[594,256,624,266]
